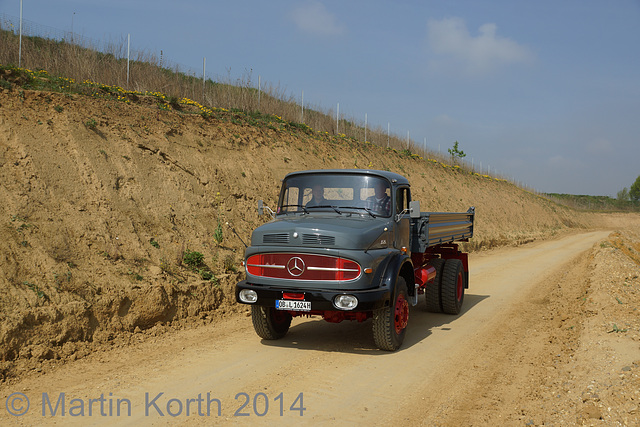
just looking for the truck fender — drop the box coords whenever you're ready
[378,253,415,301]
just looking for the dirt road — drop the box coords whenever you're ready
[2,230,635,426]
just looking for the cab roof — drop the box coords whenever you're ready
[283,169,410,186]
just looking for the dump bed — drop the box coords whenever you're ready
[410,207,475,253]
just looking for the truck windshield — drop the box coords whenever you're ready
[278,173,392,217]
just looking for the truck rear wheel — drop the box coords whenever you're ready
[251,306,292,340]
[424,258,445,313]
[373,277,409,351]
[441,259,465,314]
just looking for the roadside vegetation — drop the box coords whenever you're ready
[544,192,640,212]
[545,175,640,212]
[0,27,435,159]
[617,175,640,206]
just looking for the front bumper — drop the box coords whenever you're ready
[235,280,391,312]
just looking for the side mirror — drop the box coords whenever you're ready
[257,200,275,219]
[409,200,421,218]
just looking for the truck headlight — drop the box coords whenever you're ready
[333,295,358,310]
[239,289,258,303]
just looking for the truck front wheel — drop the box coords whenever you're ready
[373,277,409,351]
[441,259,465,314]
[251,306,292,340]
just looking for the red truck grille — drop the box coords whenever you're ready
[246,253,361,281]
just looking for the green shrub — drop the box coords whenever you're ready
[199,269,214,280]
[183,249,204,270]
[213,220,223,244]
[223,255,237,273]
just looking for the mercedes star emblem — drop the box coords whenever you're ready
[287,257,305,276]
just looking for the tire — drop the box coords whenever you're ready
[373,277,409,351]
[424,258,445,313]
[251,306,292,340]
[441,259,465,315]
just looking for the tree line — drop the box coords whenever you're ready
[617,175,640,204]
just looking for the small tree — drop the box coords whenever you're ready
[630,175,640,202]
[617,187,629,201]
[448,141,466,165]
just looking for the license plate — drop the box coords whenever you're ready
[276,300,311,311]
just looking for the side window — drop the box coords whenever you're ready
[396,187,410,214]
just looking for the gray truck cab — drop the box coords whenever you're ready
[244,170,414,295]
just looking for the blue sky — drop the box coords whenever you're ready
[2,0,639,196]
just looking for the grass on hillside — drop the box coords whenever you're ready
[544,193,640,212]
[0,27,428,156]
[1,63,516,189]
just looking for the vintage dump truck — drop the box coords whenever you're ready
[236,169,474,350]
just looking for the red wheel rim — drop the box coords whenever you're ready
[394,294,409,334]
[273,310,287,325]
[456,272,463,302]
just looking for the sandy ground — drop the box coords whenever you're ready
[1,229,638,426]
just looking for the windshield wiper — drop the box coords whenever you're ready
[340,206,377,218]
[307,205,342,214]
[280,204,309,214]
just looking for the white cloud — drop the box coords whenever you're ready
[427,17,534,74]
[290,1,345,36]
